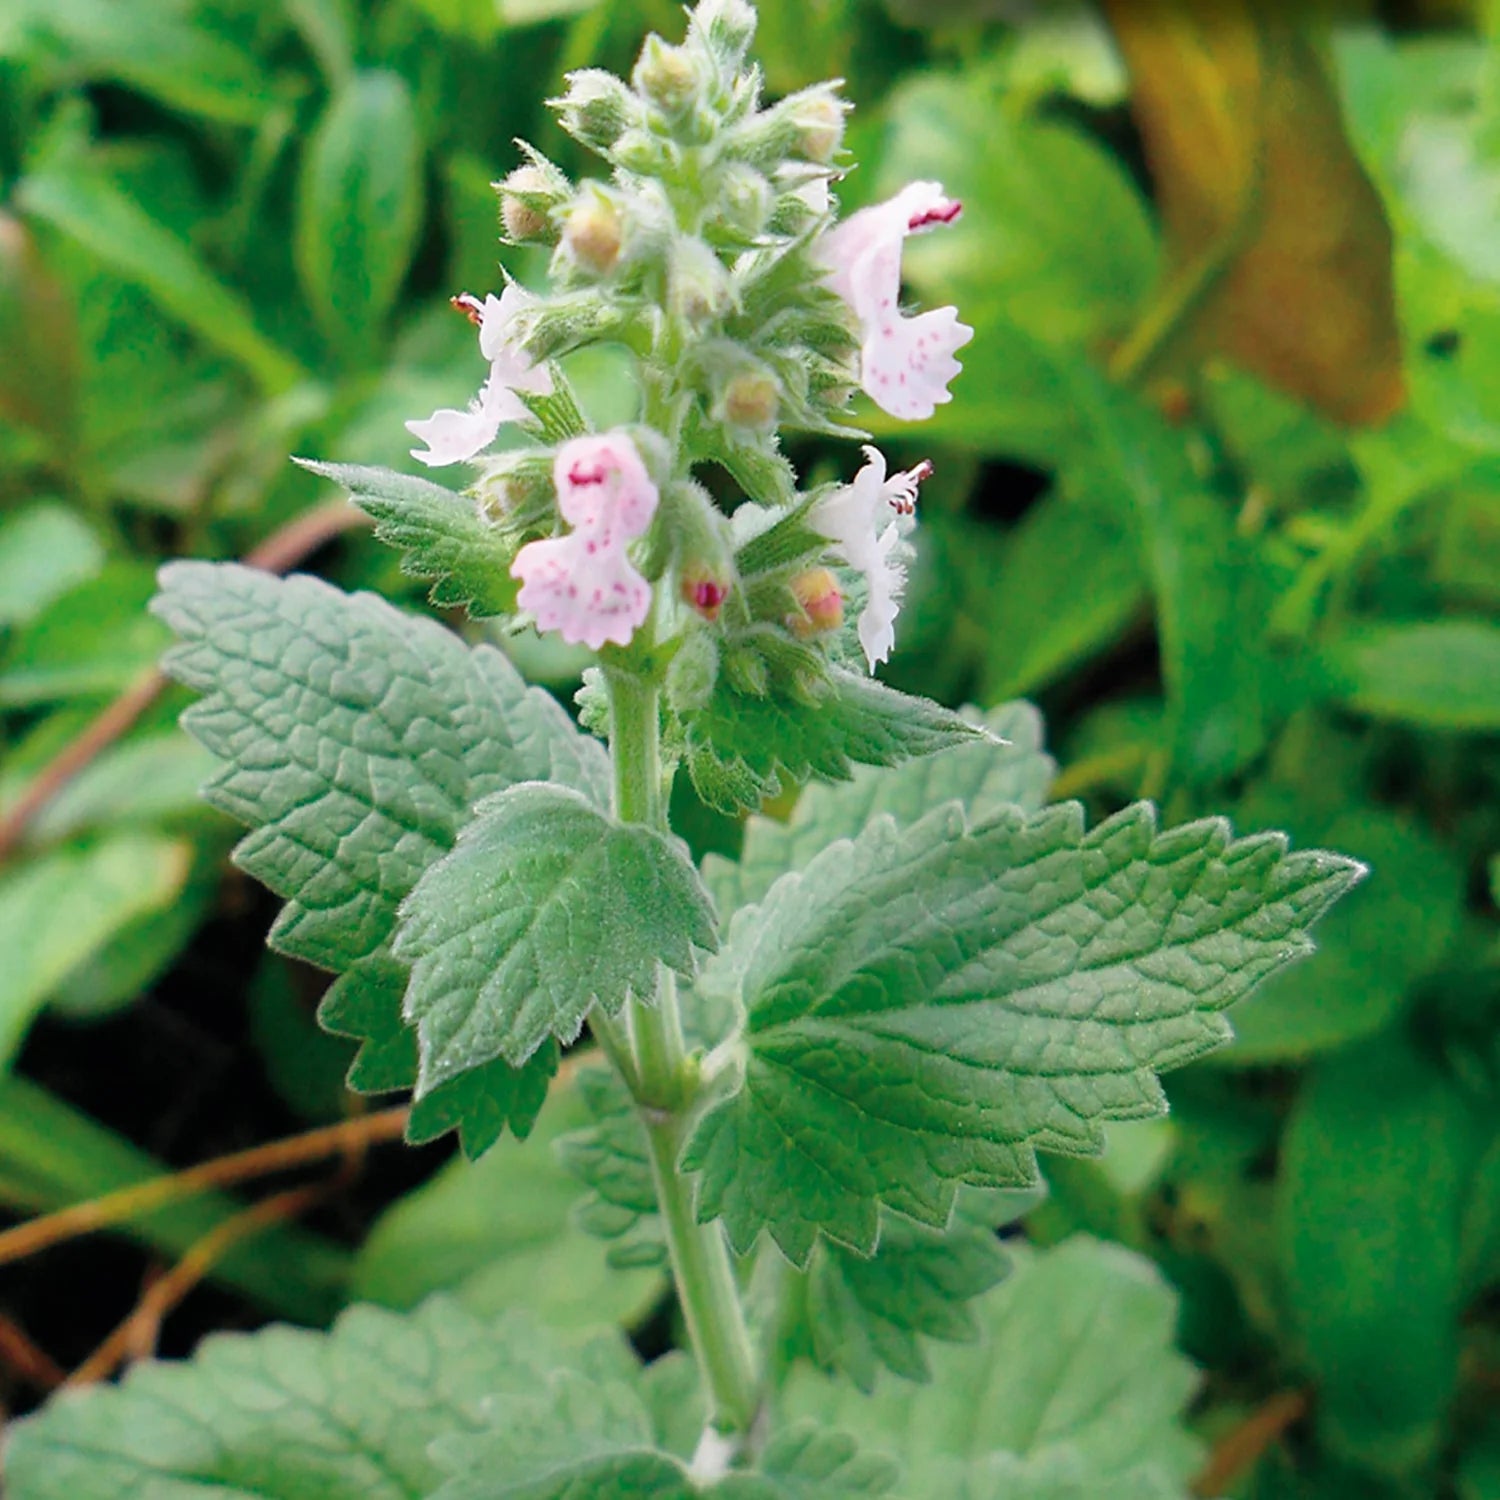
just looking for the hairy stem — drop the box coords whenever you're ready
[605,668,761,1436]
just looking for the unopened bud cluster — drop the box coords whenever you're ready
[406,0,971,719]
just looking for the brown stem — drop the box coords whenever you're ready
[1191,1388,1311,1496]
[66,1183,329,1386]
[0,500,369,864]
[0,1106,410,1268]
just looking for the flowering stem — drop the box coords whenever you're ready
[605,667,761,1438]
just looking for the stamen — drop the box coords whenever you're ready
[450,293,485,326]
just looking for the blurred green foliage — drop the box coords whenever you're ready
[0,0,1497,1495]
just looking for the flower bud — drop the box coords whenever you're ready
[668,235,733,324]
[787,567,844,638]
[717,369,780,431]
[562,187,625,277]
[634,34,702,117]
[686,0,757,71]
[790,89,847,163]
[667,631,719,714]
[553,68,639,153]
[714,162,773,241]
[682,571,729,622]
[498,164,561,243]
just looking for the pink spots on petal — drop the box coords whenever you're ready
[908,198,961,231]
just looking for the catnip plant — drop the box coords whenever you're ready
[7,3,1366,1495]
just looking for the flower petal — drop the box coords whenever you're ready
[861,303,973,421]
[511,534,653,651]
[406,401,502,467]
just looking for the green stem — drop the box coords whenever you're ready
[604,667,761,1437]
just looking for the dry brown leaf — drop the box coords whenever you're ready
[1104,0,1405,426]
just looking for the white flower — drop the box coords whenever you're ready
[406,284,554,467]
[510,432,659,651]
[812,444,931,672]
[819,180,973,421]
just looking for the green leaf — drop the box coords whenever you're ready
[298,460,519,618]
[430,1375,894,1500]
[353,1074,663,1335]
[296,71,423,353]
[0,563,167,707]
[5,1300,634,1500]
[429,1367,696,1500]
[154,563,605,1146]
[705,701,1052,917]
[717,1427,899,1498]
[1212,795,1464,1064]
[1323,619,1500,730]
[556,1064,666,1268]
[394,782,717,1085]
[317,954,559,1157]
[682,666,987,815]
[16,166,304,394]
[0,213,80,454]
[0,502,101,627]
[979,492,1148,702]
[0,833,190,1067]
[1278,1037,1484,1475]
[784,1236,1203,1495]
[154,562,608,975]
[792,1189,1033,1390]
[686,801,1362,1263]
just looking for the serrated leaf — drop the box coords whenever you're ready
[705,701,1051,917]
[154,563,605,1143]
[4,1301,634,1500]
[430,1368,695,1500]
[395,783,717,1085]
[353,1074,662,1335]
[683,666,986,815]
[686,801,1363,1263]
[297,460,519,619]
[296,71,423,353]
[796,1191,1027,1390]
[784,1236,1203,1496]
[154,562,607,976]
[317,953,557,1158]
[717,1426,899,1498]
[556,1065,666,1268]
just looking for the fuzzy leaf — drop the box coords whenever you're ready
[298,460,519,618]
[316,952,557,1156]
[429,1369,694,1500]
[154,563,604,1144]
[784,1236,1204,1495]
[430,1376,894,1500]
[556,1065,666,1269]
[685,801,1363,1263]
[5,1301,635,1500]
[717,1426,899,1497]
[794,1189,1037,1390]
[706,701,1052,917]
[683,667,986,815]
[395,783,717,1086]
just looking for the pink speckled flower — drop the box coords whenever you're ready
[819,180,973,422]
[812,445,931,672]
[510,433,659,651]
[406,284,553,467]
